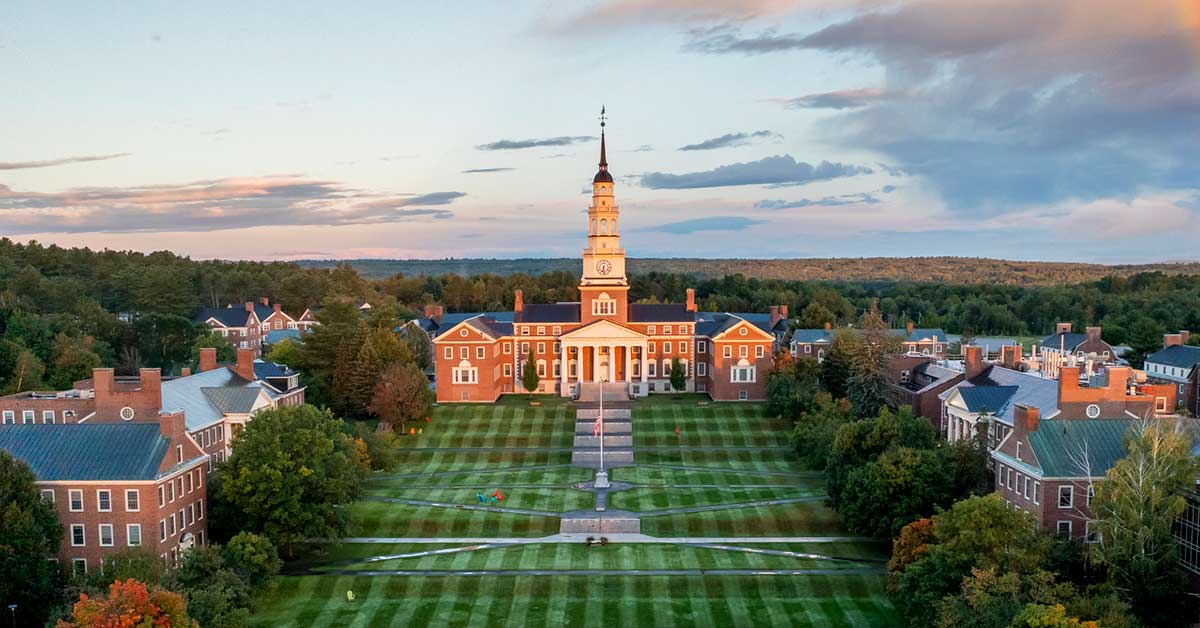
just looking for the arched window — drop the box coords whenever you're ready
[600,219,608,234]
[591,219,597,234]
[453,359,478,384]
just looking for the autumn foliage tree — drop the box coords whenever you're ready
[368,362,433,431]
[57,578,197,628]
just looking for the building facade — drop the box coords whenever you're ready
[431,120,776,402]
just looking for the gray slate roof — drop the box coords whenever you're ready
[1146,345,1200,370]
[265,329,303,344]
[694,312,742,337]
[791,329,835,344]
[253,359,297,379]
[893,328,948,342]
[1041,332,1089,351]
[959,385,1018,414]
[194,306,253,327]
[161,368,265,431]
[1028,419,1133,477]
[518,304,581,323]
[942,365,1059,427]
[0,424,169,481]
[466,316,514,338]
[629,303,692,323]
[202,387,262,414]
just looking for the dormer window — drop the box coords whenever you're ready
[592,292,616,316]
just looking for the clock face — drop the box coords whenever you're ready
[596,259,612,275]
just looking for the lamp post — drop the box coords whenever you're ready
[8,603,16,628]
[595,376,609,489]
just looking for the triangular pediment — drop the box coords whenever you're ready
[712,318,775,341]
[560,318,646,340]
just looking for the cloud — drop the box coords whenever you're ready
[555,0,804,31]
[0,176,464,234]
[774,88,892,110]
[626,145,655,152]
[461,167,515,173]
[684,1,1200,213]
[476,136,595,151]
[0,153,131,170]
[679,130,777,151]
[652,215,765,234]
[755,192,881,210]
[201,128,231,136]
[640,155,870,189]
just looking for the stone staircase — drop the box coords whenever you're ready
[571,404,634,468]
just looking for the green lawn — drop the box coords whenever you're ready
[253,398,894,627]
[254,574,897,627]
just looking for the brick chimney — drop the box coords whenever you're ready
[198,347,218,373]
[158,410,187,440]
[273,303,282,315]
[180,367,192,377]
[1181,330,1190,345]
[824,322,831,333]
[244,301,254,313]
[779,304,788,319]
[514,289,524,314]
[686,288,696,313]
[423,304,445,323]
[769,306,781,328]
[1059,365,1082,400]
[1165,333,1183,348]
[964,345,986,379]
[235,348,256,381]
[1085,326,1101,342]
[260,296,270,306]
[1001,344,1022,370]
[1056,322,1072,334]
[906,321,915,335]
[1014,403,1040,435]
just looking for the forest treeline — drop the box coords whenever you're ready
[2,238,1199,391]
[301,256,1200,285]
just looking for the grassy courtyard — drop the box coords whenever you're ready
[251,396,897,626]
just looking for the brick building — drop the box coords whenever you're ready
[431,120,776,402]
[1145,332,1200,415]
[1039,323,1117,380]
[0,348,304,464]
[0,411,208,575]
[886,354,964,423]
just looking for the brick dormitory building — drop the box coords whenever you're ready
[429,121,780,402]
[0,347,304,574]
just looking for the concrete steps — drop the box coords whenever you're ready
[559,510,641,534]
[571,408,634,468]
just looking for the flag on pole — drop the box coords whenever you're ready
[593,416,601,437]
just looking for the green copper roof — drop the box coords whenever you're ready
[1027,419,1133,478]
[0,424,169,481]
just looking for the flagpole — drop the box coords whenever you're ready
[596,376,609,490]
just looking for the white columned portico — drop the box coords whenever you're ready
[607,345,615,382]
[560,342,568,394]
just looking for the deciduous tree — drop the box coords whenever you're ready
[57,578,197,628]
[215,405,367,555]
[368,362,432,432]
[0,451,63,627]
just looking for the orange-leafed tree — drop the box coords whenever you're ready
[368,362,432,431]
[57,578,197,628]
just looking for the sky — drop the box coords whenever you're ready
[1,0,1198,263]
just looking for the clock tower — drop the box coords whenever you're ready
[579,107,629,324]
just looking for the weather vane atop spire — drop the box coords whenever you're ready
[599,105,606,129]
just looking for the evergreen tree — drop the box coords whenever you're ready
[669,357,686,393]
[522,349,539,397]
[0,451,63,627]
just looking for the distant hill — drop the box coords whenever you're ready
[296,257,1200,285]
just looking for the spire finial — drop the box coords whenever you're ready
[598,106,608,169]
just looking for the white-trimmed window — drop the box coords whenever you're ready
[1057,520,1072,537]
[159,520,166,543]
[453,361,478,384]
[552,326,561,335]
[536,326,545,336]
[444,347,453,360]
[502,342,511,355]
[592,295,616,316]
[731,361,757,383]
[521,342,530,354]
[42,410,55,424]
[1033,481,1040,504]
[188,473,194,493]
[1,410,13,424]
[805,345,812,354]
[169,482,175,502]
[99,524,114,547]
[198,499,204,520]
[648,325,656,335]
[1087,485,1094,507]
[553,360,561,378]
[73,558,87,577]
[158,486,165,507]
[40,489,54,503]
[125,490,139,512]
[697,340,707,353]
[22,410,34,424]
[71,524,85,546]
[723,346,732,358]
[679,342,687,354]
[460,347,469,360]
[698,362,707,377]
[755,345,764,358]
[739,346,748,358]
[663,342,672,354]
[648,341,656,353]
[503,363,512,377]
[1058,485,1073,508]
[537,342,545,355]
[1085,520,1100,544]
[69,489,84,512]
[739,390,749,400]
[476,346,486,359]
[169,514,176,535]
[664,326,673,335]
[1023,477,1030,499]
[648,362,657,377]
[536,360,547,378]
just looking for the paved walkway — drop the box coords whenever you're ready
[370,463,574,479]
[638,496,825,517]
[303,567,884,577]
[333,534,877,544]
[360,496,559,517]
